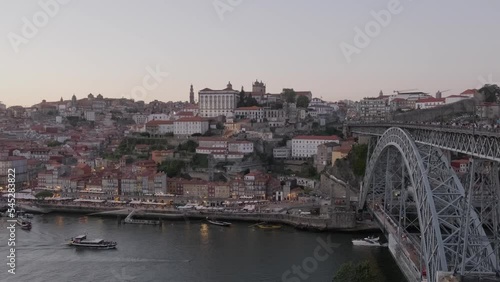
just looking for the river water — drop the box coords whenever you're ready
[1,214,406,282]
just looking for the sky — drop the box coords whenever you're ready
[1,0,499,107]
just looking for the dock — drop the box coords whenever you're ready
[123,209,161,225]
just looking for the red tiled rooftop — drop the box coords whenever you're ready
[175,117,207,122]
[461,89,478,95]
[416,97,445,103]
[293,135,340,141]
[146,120,174,126]
[175,111,195,116]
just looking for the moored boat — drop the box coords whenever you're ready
[207,218,232,227]
[256,223,282,230]
[69,235,117,249]
[17,218,32,230]
[352,236,387,247]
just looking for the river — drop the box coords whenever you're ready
[1,214,406,281]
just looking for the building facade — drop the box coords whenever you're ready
[291,135,340,159]
[199,82,239,117]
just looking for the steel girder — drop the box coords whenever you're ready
[349,124,500,162]
[460,159,500,275]
[359,127,498,282]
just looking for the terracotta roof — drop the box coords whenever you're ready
[452,159,470,164]
[175,117,207,122]
[293,135,340,141]
[461,89,478,95]
[146,120,174,126]
[175,111,194,116]
[416,97,445,103]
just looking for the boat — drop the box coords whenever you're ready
[352,236,387,247]
[207,218,232,227]
[256,223,282,230]
[123,218,160,225]
[16,218,32,230]
[68,235,117,249]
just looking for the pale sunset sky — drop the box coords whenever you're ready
[1,0,499,107]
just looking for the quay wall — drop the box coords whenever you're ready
[34,204,362,231]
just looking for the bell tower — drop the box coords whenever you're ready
[189,84,195,104]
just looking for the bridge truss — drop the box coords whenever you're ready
[349,123,500,162]
[359,127,499,282]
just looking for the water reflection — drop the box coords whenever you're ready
[200,223,209,244]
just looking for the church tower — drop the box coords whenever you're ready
[189,84,195,104]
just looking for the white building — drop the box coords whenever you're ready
[273,147,291,159]
[145,120,174,134]
[445,95,470,104]
[199,82,239,117]
[234,106,264,122]
[415,97,445,109]
[227,141,254,154]
[147,114,169,122]
[174,117,209,136]
[291,135,340,159]
[84,110,96,121]
[132,114,148,124]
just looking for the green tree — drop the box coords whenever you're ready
[349,144,368,176]
[282,88,297,103]
[479,84,500,103]
[333,260,382,282]
[191,154,209,168]
[296,96,310,108]
[157,160,186,178]
[47,140,62,147]
[177,140,198,152]
[237,90,259,107]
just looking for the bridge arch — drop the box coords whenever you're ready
[359,127,497,281]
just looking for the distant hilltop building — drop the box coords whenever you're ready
[198,82,239,117]
[252,80,266,99]
[189,84,195,104]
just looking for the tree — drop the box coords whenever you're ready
[479,84,500,103]
[282,88,297,103]
[177,140,198,153]
[238,90,259,107]
[47,140,62,147]
[333,260,382,282]
[157,160,186,178]
[296,95,310,108]
[349,144,368,177]
[191,154,209,168]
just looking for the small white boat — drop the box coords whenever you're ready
[352,236,387,247]
[207,218,232,227]
[17,218,32,230]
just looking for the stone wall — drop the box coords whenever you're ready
[392,99,478,123]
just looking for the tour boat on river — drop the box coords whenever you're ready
[17,218,32,230]
[352,236,387,247]
[206,218,232,227]
[69,235,117,249]
[256,223,282,230]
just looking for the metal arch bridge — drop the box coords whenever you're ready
[346,122,500,162]
[349,124,500,282]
